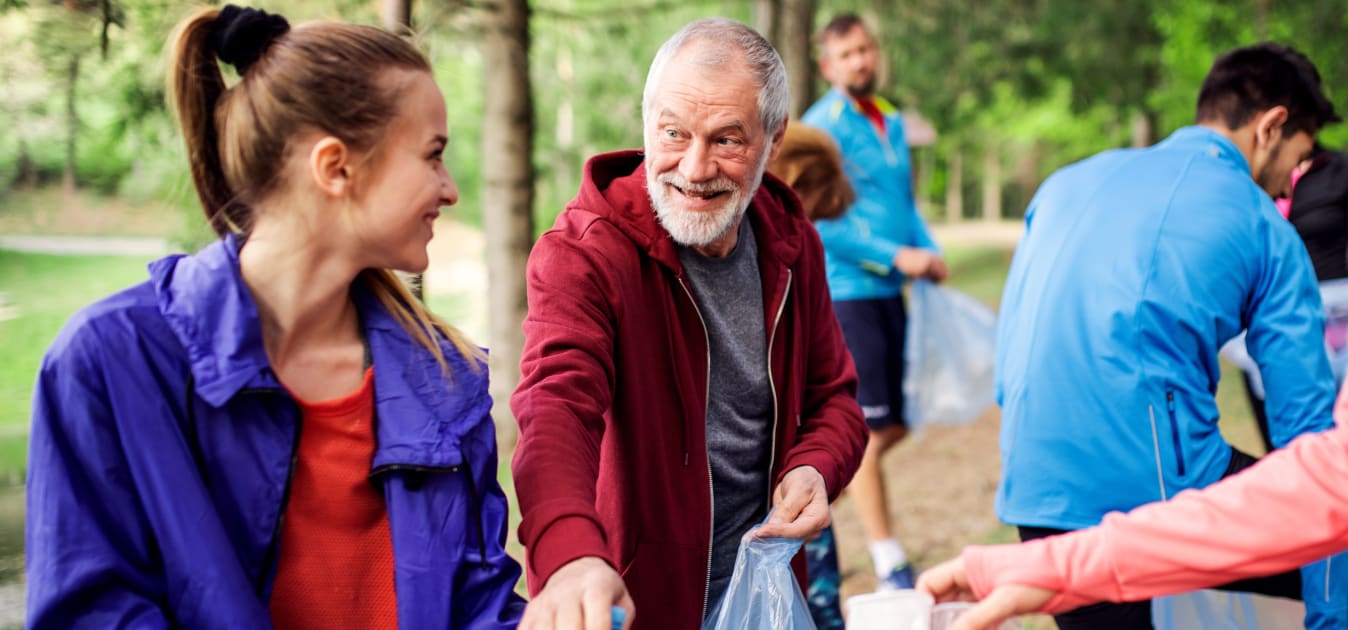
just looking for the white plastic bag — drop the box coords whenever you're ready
[903,279,998,429]
[1220,277,1348,396]
[702,523,815,630]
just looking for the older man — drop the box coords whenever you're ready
[511,18,868,630]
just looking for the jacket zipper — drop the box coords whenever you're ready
[1166,390,1186,476]
[1147,404,1168,501]
[677,277,716,621]
[367,463,481,567]
[764,270,792,504]
[253,388,301,596]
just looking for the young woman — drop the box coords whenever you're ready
[25,6,525,628]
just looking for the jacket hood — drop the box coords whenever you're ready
[148,234,489,469]
[569,149,808,271]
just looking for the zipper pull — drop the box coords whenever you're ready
[1166,391,1175,412]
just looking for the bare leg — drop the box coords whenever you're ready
[848,423,908,543]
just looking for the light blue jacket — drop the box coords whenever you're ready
[802,88,937,301]
[996,126,1346,626]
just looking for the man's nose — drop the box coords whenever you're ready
[679,140,717,182]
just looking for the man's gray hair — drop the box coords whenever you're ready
[641,18,789,137]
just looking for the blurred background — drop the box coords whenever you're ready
[3,0,1346,626]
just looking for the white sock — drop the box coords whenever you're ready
[868,538,909,577]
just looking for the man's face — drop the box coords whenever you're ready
[1253,129,1315,198]
[643,53,779,249]
[819,25,879,98]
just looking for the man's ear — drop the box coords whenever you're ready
[1254,106,1289,149]
[767,119,789,163]
[309,136,351,198]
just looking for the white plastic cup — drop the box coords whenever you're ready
[929,601,1022,630]
[845,590,935,630]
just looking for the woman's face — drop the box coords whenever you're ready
[348,70,458,273]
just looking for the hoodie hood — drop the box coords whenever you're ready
[566,149,807,273]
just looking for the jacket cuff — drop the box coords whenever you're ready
[778,450,846,502]
[527,515,614,592]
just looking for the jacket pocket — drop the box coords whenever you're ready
[1166,389,1186,476]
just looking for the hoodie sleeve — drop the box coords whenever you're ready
[777,224,869,498]
[510,228,621,592]
[27,325,173,630]
[961,421,1348,614]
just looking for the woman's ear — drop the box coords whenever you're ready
[309,136,351,198]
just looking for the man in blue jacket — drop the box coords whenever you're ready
[997,43,1345,629]
[802,13,947,592]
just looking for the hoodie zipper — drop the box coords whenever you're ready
[677,277,716,621]
[1166,390,1186,476]
[764,270,791,504]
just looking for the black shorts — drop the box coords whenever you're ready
[833,295,907,431]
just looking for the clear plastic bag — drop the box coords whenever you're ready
[1152,589,1304,629]
[903,279,998,429]
[702,524,816,630]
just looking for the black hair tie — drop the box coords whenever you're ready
[210,5,290,76]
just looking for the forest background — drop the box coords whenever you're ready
[0,0,1345,624]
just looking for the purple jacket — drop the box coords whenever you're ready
[26,235,524,629]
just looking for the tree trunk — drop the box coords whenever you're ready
[1129,110,1155,148]
[755,0,779,45]
[381,0,413,35]
[382,0,423,299]
[779,0,815,119]
[481,0,534,448]
[946,148,963,223]
[63,54,80,197]
[981,143,1002,222]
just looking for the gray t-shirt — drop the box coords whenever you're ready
[677,219,774,615]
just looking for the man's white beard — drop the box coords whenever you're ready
[647,154,767,248]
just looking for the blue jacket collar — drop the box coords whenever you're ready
[1160,126,1250,175]
[150,234,486,469]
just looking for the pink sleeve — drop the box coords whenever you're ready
[963,423,1348,614]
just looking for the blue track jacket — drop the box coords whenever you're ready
[802,88,937,301]
[996,126,1347,626]
[26,235,525,629]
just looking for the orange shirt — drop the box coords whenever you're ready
[269,367,397,630]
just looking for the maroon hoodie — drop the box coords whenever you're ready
[511,150,867,629]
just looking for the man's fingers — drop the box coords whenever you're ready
[581,589,614,630]
[617,593,636,630]
[555,597,584,630]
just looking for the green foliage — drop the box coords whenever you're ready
[0,250,155,477]
[5,0,1348,231]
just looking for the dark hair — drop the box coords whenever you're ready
[1196,42,1340,136]
[166,5,479,368]
[814,13,867,50]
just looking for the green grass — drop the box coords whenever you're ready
[944,245,1017,308]
[0,250,155,478]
